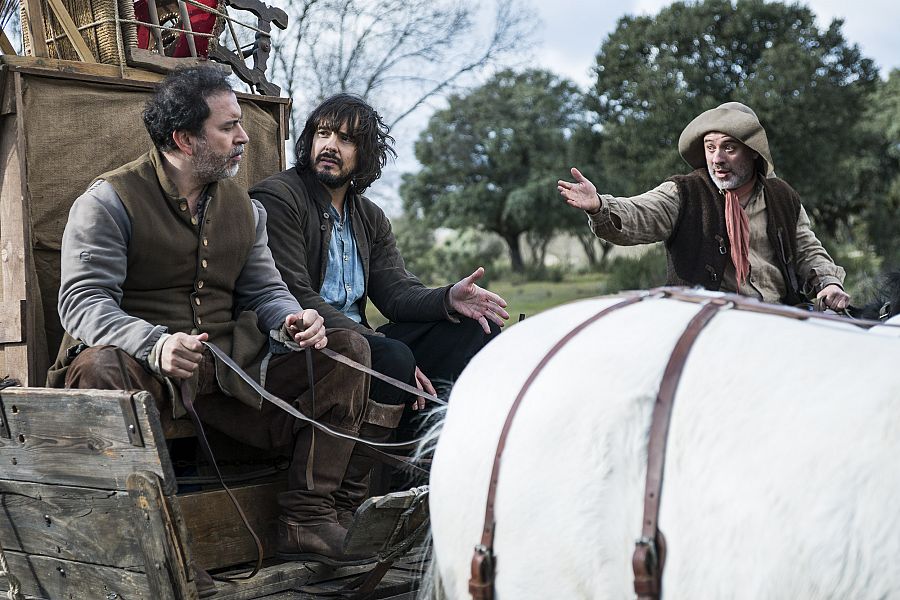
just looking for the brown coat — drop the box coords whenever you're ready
[666,169,804,304]
[250,167,451,334]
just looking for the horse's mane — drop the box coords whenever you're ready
[853,270,900,320]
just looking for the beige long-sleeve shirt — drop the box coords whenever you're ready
[588,180,845,303]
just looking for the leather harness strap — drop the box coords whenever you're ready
[469,293,649,600]
[632,300,725,599]
[181,377,266,581]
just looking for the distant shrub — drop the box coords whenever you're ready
[603,245,666,293]
[431,229,505,286]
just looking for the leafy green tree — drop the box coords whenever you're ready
[401,69,586,272]
[588,0,880,239]
[390,215,438,282]
[860,70,900,268]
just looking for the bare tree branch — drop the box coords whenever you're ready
[270,0,535,136]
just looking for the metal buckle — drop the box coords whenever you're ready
[635,536,659,573]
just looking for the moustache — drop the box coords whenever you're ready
[230,145,244,159]
[316,152,342,167]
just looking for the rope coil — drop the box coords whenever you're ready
[0,542,25,600]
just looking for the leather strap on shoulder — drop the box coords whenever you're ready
[633,300,725,599]
[469,293,649,599]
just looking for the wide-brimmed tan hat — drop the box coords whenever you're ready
[678,102,775,177]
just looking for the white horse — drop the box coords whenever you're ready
[426,290,900,599]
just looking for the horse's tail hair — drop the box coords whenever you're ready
[414,391,448,599]
[413,396,448,464]
[416,531,447,600]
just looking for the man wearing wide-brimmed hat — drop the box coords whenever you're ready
[559,101,849,309]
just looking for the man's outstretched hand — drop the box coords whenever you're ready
[558,167,602,213]
[448,267,510,334]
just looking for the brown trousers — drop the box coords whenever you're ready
[64,328,370,460]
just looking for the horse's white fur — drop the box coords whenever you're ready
[429,295,900,599]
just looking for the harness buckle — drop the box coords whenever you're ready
[635,536,659,573]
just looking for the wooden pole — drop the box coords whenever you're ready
[176,0,197,57]
[0,29,16,55]
[21,0,48,57]
[44,0,97,62]
[145,0,166,54]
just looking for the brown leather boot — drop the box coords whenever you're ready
[275,517,374,566]
[334,421,397,529]
[276,424,376,566]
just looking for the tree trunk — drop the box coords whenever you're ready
[503,233,525,273]
[575,233,615,269]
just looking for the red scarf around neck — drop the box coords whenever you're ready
[723,176,756,289]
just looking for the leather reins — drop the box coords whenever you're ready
[467,288,891,600]
[176,339,446,583]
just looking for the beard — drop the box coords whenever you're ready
[707,157,755,191]
[193,140,243,183]
[313,151,352,189]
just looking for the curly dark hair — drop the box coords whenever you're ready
[295,94,396,193]
[142,66,234,152]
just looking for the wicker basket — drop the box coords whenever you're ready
[20,0,137,64]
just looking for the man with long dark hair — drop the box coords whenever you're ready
[252,94,509,525]
[52,68,375,574]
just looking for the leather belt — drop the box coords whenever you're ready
[469,293,649,600]
[632,300,724,599]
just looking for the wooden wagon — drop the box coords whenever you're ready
[0,54,428,600]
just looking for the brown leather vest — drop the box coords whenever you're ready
[103,151,256,356]
[665,169,804,305]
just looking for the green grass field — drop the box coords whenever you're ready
[365,274,609,328]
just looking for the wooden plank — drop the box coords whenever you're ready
[127,471,197,600]
[0,299,24,343]
[344,487,429,556]
[0,29,16,56]
[179,480,285,569]
[0,388,175,491]
[211,561,377,600]
[14,69,49,386]
[296,566,420,599]
[21,0,49,58]
[44,0,97,63]
[0,84,28,384]
[0,479,145,568]
[0,54,165,84]
[0,550,153,599]
[126,46,229,74]
[0,56,295,103]
[0,67,13,115]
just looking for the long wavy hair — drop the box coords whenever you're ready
[295,94,396,193]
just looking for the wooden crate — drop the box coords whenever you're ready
[0,386,410,599]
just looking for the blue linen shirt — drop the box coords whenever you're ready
[320,204,365,322]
